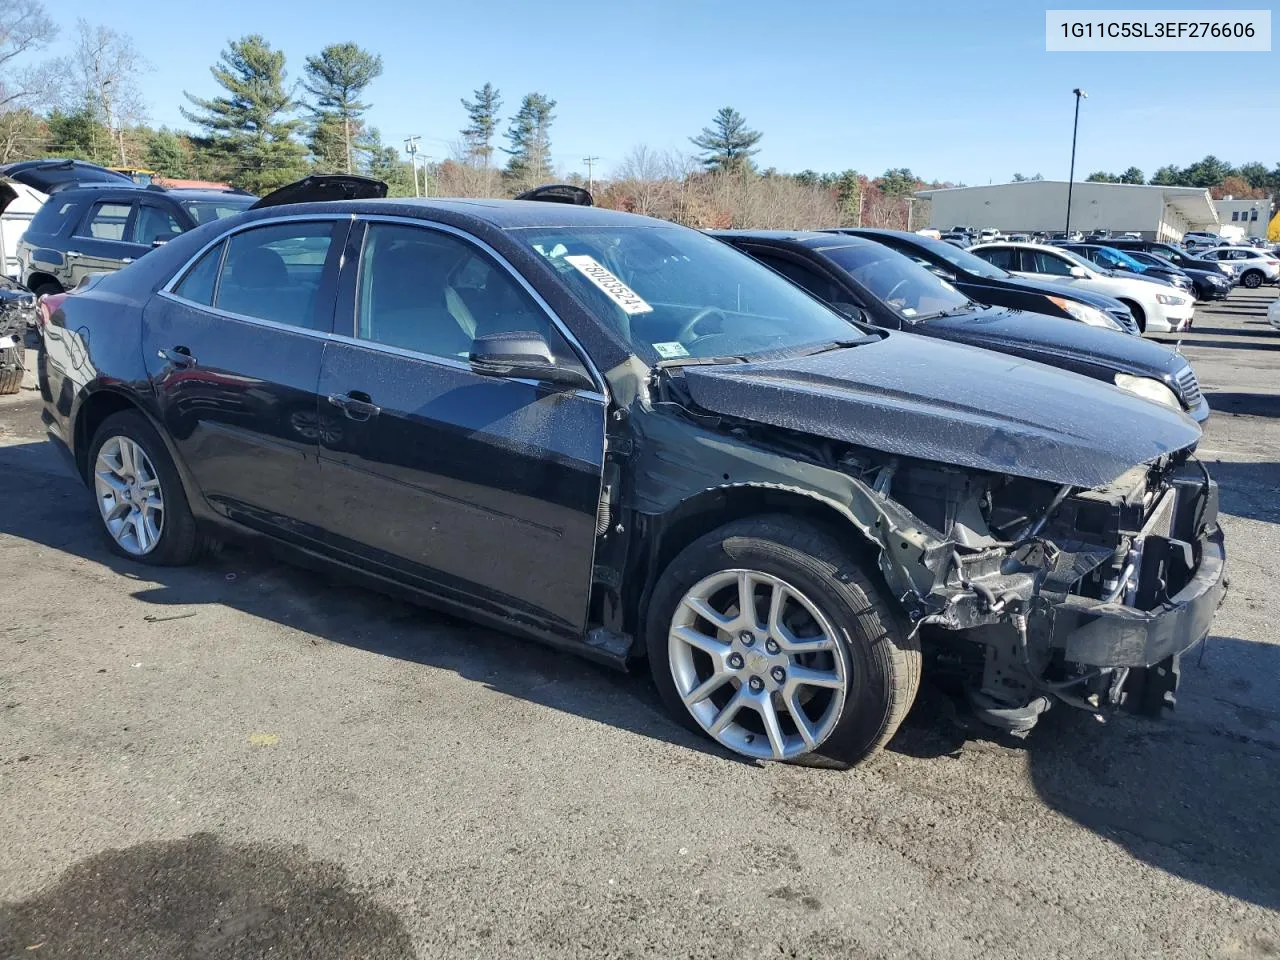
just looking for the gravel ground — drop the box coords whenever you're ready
[1,288,1278,960]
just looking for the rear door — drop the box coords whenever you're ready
[67,198,146,282]
[143,217,347,543]
[315,219,607,640]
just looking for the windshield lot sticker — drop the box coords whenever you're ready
[652,341,689,359]
[564,254,654,314]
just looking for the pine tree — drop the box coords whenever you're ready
[145,129,189,177]
[180,35,307,194]
[689,107,762,173]
[504,93,555,182]
[460,82,502,167]
[302,42,382,173]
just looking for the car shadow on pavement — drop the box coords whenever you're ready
[1026,639,1280,913]
[0,438,745,767]
[1205,393,1280,418]
[0,833,419,959]
[1202,460,1280,523]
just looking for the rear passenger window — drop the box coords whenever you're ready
[214,222,337,330]
[172,240,224,306]
[78,202,134,241]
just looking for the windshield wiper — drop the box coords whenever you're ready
[914,304,976,321]
[779,336,879,358]
[652,355,749,373]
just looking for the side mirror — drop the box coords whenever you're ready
[1114,262,1133,271]
[1068,265,1089,278]
[151,238,169,248]
[926,264,957,282]
[469,330,595,390]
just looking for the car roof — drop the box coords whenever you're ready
[163,189,255,202]
[709,229,875,251]
[228,196,691,231]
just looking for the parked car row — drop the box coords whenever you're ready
[35,175,1226,768]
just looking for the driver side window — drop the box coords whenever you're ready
[1032,251,1074,276]
[355,222,577,365]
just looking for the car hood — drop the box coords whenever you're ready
[922,306,1184,379]
[678,332,1201,489]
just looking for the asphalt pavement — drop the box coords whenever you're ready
[1,288,1278,959]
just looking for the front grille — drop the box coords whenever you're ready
[1174,366,1202,408]
[1107,307,1136,332]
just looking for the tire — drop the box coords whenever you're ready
[31,281,63,299]
[1119,300,1146,333]
[645,515,920,768]
[1240,270,1263,289]
[0,345,21,395]
[86,410,203,565]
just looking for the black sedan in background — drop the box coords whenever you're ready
[829,228,1139,335]
[714,230,1208,423]
[1108,248,1232,301]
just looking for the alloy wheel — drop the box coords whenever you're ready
[94,436,164,555]
[668,569,849,760]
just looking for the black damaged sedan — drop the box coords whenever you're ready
[37,195,1226,766]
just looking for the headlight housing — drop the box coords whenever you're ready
[1155,293,1188,305]
[1114,373,1182,410]
[1049,295,1123,331]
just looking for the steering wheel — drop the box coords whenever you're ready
[676,306,728,343]
[882,278,910,304]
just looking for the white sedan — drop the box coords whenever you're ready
[968,242,1196,334]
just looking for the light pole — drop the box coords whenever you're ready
[1065,88,1087,237]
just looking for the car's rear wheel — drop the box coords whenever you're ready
[0,345,22,395]
[31,281,63,299]
[646,516,920,767]
[87,411,202,565]
[1240,270,1263,289]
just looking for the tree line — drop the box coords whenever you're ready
[0,0,1273,231]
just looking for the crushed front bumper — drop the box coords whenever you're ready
[1049,525,1226,668]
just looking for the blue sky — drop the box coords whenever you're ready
[43,0,1278,183]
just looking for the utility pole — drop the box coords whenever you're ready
[905,197,917,232]
[404,135,422,198]
[582,155,599,194]
[1065,88,1087,237]
[421,155,432,197]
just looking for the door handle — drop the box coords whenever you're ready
[328,391,380,421]
[159,346,197,368]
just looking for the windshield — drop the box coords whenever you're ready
[1091,246,1146,271]
[822,244,971,321]
[907,234,1009,279]
[181,198,256,225]
[514,225,857,363]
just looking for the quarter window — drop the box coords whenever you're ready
[975,246,1017,271]
[214,221,337,330]
[355,222,570,363]
[78,202,134,241]
[172,240,224,305]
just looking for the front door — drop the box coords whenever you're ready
[142,218,346,543]
[68,199,145,283]
[316,220,607,640]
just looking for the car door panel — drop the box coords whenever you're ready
[317,344,606,636]
[313,218,607,639]
[69,200,146,282]
[140,219,346,543]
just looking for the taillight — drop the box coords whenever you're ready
[37,292,68,330]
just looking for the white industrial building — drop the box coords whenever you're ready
[915,180,1219,242]
[1214,197,1274,239]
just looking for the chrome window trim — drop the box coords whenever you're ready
[352,214,607,396]
[155,211,609,402]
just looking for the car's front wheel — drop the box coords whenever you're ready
[87,410,203,565]
[646,516,920,767]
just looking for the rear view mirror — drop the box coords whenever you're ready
[469,330,595,390]
[1068,266,1089,278]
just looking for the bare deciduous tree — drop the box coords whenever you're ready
[72,19,148,165]
[0,0,62,112]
